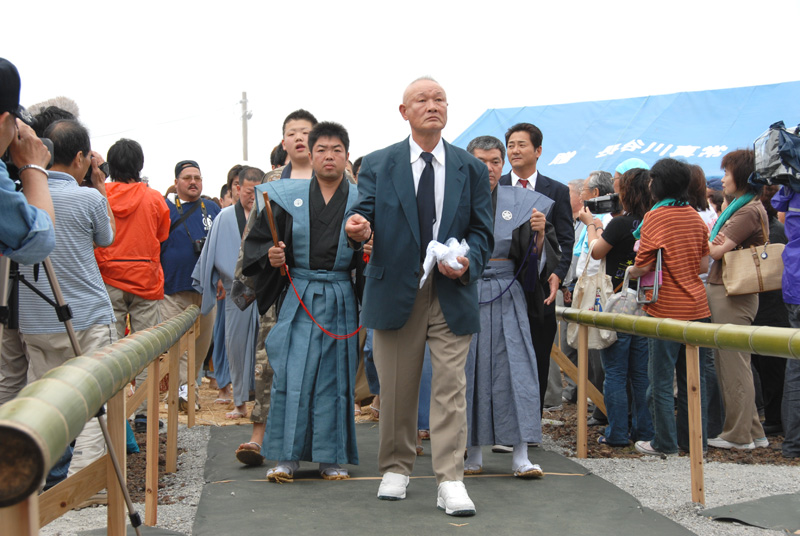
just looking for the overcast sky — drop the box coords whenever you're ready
[5,0,798,197]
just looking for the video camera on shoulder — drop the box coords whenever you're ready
[584,193,622,214]
[749,121,800,193]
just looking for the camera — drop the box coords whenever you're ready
[2,138,55,182]
[81,160,109,187]
[584,193,622,214]
[192,238,206,255]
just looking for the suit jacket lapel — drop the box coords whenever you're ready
[534,173,550,196]
[388,138,421,249]
[438,141,466,242]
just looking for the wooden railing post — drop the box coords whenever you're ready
[577,325,589,458]
[685,344,705,504]
[106,390,126,536]
[145,355,160,526]
[187,319,198,428]
[166,340,180,474]
[0,494,39,535]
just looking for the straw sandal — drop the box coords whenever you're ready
[320,464,350,480]
[513,462,543,479]
[267,461,298,483]
[235,442,265,466]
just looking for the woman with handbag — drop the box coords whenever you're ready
[579,168,654,446]
[630,159,711,457]
[706,149,769,450]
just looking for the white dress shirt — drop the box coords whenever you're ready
[510,169,538,191]
[409,137,446,241]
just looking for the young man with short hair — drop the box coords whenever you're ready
[241,121,361,481]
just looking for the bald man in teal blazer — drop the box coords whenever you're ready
[346,77,493,516]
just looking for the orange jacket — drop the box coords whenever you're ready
[95,182,170,300]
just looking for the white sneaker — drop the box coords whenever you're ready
[708,436,755,450]
[436,481,476,516]
[754,437,769,448]
[377,472,409,500]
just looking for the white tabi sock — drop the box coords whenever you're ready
[512,442,531,471]
[465,446,483,469]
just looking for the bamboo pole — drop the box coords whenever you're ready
[685,345,705,504]
[0,306,198,508]
[557,306,800,360]
[576,325,589,458]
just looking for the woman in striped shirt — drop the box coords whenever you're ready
[630,158,711,457]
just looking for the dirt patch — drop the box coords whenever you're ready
[544,403,800,466]
[125,378,255,504]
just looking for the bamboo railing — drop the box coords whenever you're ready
[555,305,800,505]
[0,305,199,535]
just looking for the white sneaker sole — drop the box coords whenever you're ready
[437,497,476,516]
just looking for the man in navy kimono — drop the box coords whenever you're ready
[241,121,360,481]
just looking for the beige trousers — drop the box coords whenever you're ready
[159,291,215,388]
[373,276,472,484]
[106,284,163,414]
[23,323,117,381]
[0,328,28,405]
[106,284,162,340]
[707,283,764,443]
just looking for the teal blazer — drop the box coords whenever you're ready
[348,138,494,335]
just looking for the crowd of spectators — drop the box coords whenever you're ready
[2,60,799,520]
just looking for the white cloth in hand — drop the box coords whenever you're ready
[419,238,470,288]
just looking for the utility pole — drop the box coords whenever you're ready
[241,91,252,161]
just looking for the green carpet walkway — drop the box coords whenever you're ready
[190,421,694,536]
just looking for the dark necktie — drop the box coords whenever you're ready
[417,152,436,260]
[518,178,529,189]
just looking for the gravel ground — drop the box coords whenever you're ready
[571,455,800,536]
[40,424,209,536]
[40,419,799,535]
[539,432,800,536]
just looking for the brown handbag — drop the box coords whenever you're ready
[721,213,784,296]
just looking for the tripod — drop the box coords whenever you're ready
[0,255,143,535]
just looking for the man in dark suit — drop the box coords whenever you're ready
[499,123,574,414]
[346,77,493,517]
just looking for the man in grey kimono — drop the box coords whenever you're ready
[464,136,560,477]
[241,121,361,482]
[193,167,264,419]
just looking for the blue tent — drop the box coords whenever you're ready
[453,81,800,183]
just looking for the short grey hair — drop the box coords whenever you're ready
[586,170,614,196]
[568,178,585,192]
[466,135,505,162]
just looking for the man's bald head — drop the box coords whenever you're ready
[402,76,445,105]
[399,77,448,140]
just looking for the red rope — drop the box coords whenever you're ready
[284,264,362,340]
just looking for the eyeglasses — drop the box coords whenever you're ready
[179,175,203,182]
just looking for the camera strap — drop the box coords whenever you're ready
[161,199,207,254]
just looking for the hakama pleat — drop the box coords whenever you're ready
[466,260,541,446]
